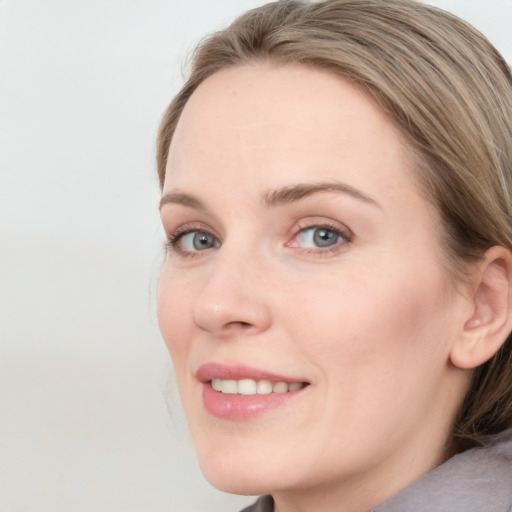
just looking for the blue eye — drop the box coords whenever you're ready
[296,226,346,248]
[168,230,220,254]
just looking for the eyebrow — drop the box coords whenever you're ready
[159,181,380,211]
[262,181,380,208]
[159,192,206,211]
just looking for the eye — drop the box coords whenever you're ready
[287,222,352,253]
[167,229,220,255]
[297,227,343,248]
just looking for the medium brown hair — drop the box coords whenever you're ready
[157,0,512,453]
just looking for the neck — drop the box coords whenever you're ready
[272,429,451,512]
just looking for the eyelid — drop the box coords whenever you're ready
[164,216,353,258]
[286,217,353,252]
[165,222,221,257]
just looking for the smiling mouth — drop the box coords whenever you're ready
[210,378,308,395]
[199,365,310,419]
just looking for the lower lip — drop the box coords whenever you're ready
[202,382,307,420]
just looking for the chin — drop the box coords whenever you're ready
[195,439,300,496]
[203,469,272,497]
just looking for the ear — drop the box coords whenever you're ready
[450,246,512,370]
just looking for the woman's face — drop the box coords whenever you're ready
[158,64,471,505]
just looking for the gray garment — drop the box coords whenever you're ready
[241,431,512,512]
[241,495,274,512]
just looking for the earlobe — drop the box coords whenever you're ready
[450,246,512,370]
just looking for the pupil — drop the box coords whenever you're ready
[193,232,213,250]
[314,228,338,247]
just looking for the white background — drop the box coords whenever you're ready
[1,1,511,511]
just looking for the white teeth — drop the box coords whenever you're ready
[221,379,238,394]
[238,379,257,395]
[272,381,288,393]
[256,380,273,395]
[210,378,305,395]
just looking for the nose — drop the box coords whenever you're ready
[192,254,272,338]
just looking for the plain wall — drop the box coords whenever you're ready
[1,1,511,511]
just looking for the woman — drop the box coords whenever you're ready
[156,0,512,510]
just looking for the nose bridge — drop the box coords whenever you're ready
[192,245,272,337]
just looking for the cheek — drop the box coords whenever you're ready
[287,265,454,400]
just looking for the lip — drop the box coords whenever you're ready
[196,362,307,383]
[196,363,310,421]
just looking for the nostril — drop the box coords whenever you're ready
[222,321,257,333]
[228,321,252,328]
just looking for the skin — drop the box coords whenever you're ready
[158,63,476,512]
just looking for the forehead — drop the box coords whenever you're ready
[165,63,414,203]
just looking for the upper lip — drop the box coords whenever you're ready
[196,362,309,384]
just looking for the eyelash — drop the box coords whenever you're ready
[165,224,214,257]
[165,221,353,258]
[288,222,352,256]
